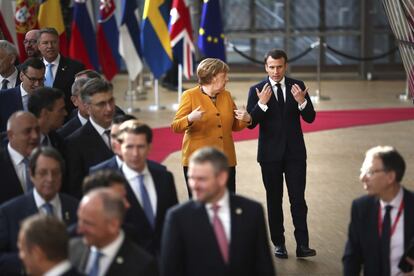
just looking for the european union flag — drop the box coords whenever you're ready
[198,0,226,61]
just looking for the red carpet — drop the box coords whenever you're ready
[149,107,414,162]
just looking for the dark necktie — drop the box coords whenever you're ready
[1,79,9,90]
[88,250,103,276]
[138,174,155,228]
[103,129,111,149]
[43,202,54,216]
[381,205,393,276]
[22,158,33,192]
[211,204,229,263]
[276,83,284,110]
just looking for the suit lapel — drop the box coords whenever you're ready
[54,56,67,86]
[368,198,381,265]
[403,189,414,249]
[229,195,243,264]
[59,194,73,225]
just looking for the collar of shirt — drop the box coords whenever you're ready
[380,186,403,211]
[7,143,25,166]
[44,260,72,276]
[77,112,88,126]
[20,83,29,98]
[88,231,125,276]
[268,76,286,88]
[33,188,61,219]
[122,162,148,181]
[43,54,60,67]
[89,117,110,136]
[115,155,123,168]
[0,67,18,87]
[205,190,231,242]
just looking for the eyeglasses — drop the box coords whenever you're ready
[23,39,37,45]
[361,168,387,177]
[22,71,45,83]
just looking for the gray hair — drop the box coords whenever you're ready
[0,40,18,56]
[71,77,90,96]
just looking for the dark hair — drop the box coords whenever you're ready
[39,27,59,38]
[29,146,65,176]
[80,78,113,104]
[28,87,65,118]
[117,120,152,144]
[113,114,136,125]
[75,69,102,79]
[20,214,68,262]
[264,49,288,64]
[83,170,128,194]
[366,146,406,183]
[189,147,229,175]
[20,57,45,73]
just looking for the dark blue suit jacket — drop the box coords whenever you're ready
[124,161,177,257]
[246,77,316,162]
[343,188,414,276]
[57,115,82,139]
[64,121,114,198]
[0,148,24,205]
[0,86,23,132]
[160,194,275,276]
[0,192,79,275]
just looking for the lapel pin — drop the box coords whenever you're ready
[116,256,124,264]
[235,208,242,215]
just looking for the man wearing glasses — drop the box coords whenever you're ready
[0,58,45,132]
[64,78,116,198]
[343,146,414,276]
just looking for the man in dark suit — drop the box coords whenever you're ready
[0,147,79,275]
[0,40,21,90]
[18,215,84,276]
[117,120,178,257]
[70,188,158,276]
[246,49,316,259]
[38,28,85,114]
[0,58,45,132]
[160,147,275,276]
[0,111,40,204]
[64,78,115,198]
[28,87,67,154]
[343,146,414,276]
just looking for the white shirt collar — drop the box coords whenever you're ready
[77,112,88,126]
[44,260,72,276]
[89,117,110,136]
[43,54,60,66]
[115,155,123,168]
[1,68,18,86]
[33,188,59,210]
[380,186,404,209]
[20,83,29,98]
[7,143,25,165]
[122,162,149,180]
[268,76,286,87]
[205,189,230,212]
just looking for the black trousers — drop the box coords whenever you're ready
[260,159,309,247]
[183,166,236,198]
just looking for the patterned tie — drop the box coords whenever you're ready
[211,204,229,263]
[138,174,155,228]
[44,63,54,87]
[43,202,54,216]
[88,250,103,276]
[380,205,393,276]
[1,79,9,90]
[22,158,33,192]
[22,94,29,111]
[275,83,284,110]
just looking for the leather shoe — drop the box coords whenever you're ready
[274,245,288,259]
[296,245,316,258]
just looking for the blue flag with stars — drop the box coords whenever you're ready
[198,0,226,61]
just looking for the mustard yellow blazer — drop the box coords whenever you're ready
[171,86,247,166]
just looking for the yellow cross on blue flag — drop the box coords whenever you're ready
[198,0,226,61]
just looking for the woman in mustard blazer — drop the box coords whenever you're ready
[171,58,251,196]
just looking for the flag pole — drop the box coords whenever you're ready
[125,76,140,113]
[172,64,183,110]
[149,78,166,111]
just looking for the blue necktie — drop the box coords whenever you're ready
[22,158,33,192]
[138,174,155,228]
[88,250,103,276]
[43,202,54,216]
[44,63,54,87]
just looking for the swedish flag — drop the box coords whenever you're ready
[198,0,226,61]
[141,0,173,79]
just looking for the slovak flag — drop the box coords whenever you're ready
[69,0,99,70]
[169,0,195,80]
[96,0,121,81]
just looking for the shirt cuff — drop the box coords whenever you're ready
[258,101,268,112]
[298,99,307,111]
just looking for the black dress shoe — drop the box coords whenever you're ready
[296,245,316,258]
[274,245,288,259]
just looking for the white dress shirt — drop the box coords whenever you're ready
[380,187,404,276]
[44,260,72,276]
[205,190,231,242]
[0,67,18,89]
[257,77,307,112]
[77,112,88,126]
[85,231,125,276]
[7,143,27,192]
[122,163,157,215]
[89,117,111,148]
[33,189,63,221]
[43,54,61,82]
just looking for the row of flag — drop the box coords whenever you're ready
[0,0,226,82]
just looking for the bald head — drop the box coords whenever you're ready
[24,30,40,58]
[7,111,40,157]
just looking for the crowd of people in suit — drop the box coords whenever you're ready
[0,26,414,276]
